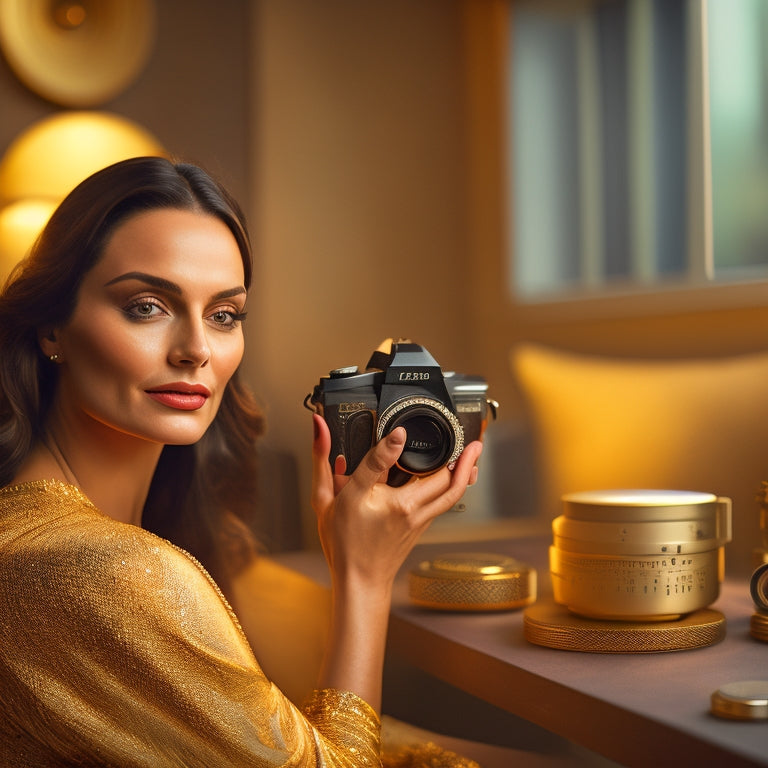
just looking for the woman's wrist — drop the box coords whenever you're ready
[318,574,393,711]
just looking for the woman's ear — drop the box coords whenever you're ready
[38,328,61,362]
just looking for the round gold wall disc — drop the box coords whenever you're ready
[524,600,725,653]
[0,0,156,106]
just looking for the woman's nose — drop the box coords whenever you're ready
[169,320,210,368]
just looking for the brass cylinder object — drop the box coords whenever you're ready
[408,552,536,611]
[550,489,732,621]
[711,681,768,720]
[754,481,768,569]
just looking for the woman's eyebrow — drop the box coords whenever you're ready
[104,272,246,301]
[104,272,182,293]
[212,286,247,300]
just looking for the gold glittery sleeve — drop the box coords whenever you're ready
[303,688,382,766]
[0,481,382,768]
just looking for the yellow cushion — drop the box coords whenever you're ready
[230,556,330,705]
[512,344,768,577]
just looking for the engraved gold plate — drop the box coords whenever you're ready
[408,552,536,611]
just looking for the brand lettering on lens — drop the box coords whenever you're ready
[408,440,435,450]
[398,371,430,381]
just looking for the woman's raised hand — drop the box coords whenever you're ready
[310,413,482,590]
[310,413,482,707]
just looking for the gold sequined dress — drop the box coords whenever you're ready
[0,480,381,767]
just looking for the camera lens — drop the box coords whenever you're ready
[391,407,453,473]
[377,397,464,476]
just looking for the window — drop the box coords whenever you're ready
[509,0,768,303]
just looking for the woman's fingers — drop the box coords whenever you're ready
[397,440,484,526]
[310,414,335,513]
[348,427,406,490]
[312,412,483,527]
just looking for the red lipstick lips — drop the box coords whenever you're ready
[145,383,211,411]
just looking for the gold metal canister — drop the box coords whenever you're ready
[550,489,732,621]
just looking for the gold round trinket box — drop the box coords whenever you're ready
[408,552,536,611]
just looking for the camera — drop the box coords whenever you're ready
[305,339,497,486]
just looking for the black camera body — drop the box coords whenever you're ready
[306,339,497,486]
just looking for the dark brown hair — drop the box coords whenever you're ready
[0,157,265,588]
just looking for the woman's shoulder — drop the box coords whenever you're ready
[0,478,104,528]
[1,479,157,551]
[0,479,215,599]
[0,479,253,659]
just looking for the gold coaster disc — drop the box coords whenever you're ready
[524,600,725,653]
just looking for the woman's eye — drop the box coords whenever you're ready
[125,300,165,320]
[209,309,245,328]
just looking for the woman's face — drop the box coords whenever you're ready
[47,208,247,447]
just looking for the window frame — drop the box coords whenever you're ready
[500,0,768,322]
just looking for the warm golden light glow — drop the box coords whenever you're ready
[0,198,57,284]
[0,111,166,279]
[0,111,165,204]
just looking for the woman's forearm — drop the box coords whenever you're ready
[310,414,483,713]
[318,577,393,712]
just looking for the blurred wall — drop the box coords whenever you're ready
[4,0,768,548]
[245,0,480,542]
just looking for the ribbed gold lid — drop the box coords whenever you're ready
[408,552,536,611]
[750,611,768,643]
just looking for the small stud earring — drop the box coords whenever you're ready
[49,354,59,362]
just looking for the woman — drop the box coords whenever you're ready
[0,157,482,767]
